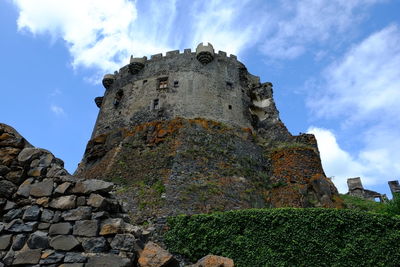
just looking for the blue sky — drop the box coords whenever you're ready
[1,0,399,196]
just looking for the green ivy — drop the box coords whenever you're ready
[164,208,400,267]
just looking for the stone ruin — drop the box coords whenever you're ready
[346,177,400,202]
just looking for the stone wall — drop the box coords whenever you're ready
[0,123,146,266]
[92,44,268,138]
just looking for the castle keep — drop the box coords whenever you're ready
[92,43,277,138]
[76,43,342,222]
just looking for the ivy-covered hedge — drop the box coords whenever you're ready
[164,208,400,267]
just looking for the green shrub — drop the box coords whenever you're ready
[386,193,400,216]
[164,208,400,267]
[340,194,387,214]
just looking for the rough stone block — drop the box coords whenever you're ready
[76,196,86,206]
[49,222,72,235]
[5,219,37,233]
[27,231,49,249]
[72,180,113,194]
[37,223,49,231]
[87,193,107,209]
[62,206,92,221]
[22,205,41,221]
[86,254,131,267]
[49,235,80,251]
[191,255,234,267]
[0,179,17,198]
[73,220,98,237]
[110,234,136,252]
[17,148,43,165]
[36,197,50,206]
[0,234,12,250]
[16,178,34,197]
[49,195,76,210]
[55,182,72,195]
[99,218,124,235]
[3,209,23,222]
[64,252,87,263]
[39,249,65,264]
[82,237,108,252]
[138,242,178,267]
[12,234,28,250]
[12,248,42,265]
[30,179,54,197]
[41,209,54,222]
[59,264,85,267]
[27,166,45,177]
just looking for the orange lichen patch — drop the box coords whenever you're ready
[194,255,235,267]
[269,184,306,208]
[0,133,12,141]
[92,134,107,144]
[270,146,324,184]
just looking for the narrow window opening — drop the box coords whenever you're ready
[152,99,159,110]
[228,105,232,110]
[143,80,147,84]
[226,81,233,89]
[174,80,179,87]
[113,89,123,106]
[158,77,168,89]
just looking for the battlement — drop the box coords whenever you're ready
[112,44,239,75]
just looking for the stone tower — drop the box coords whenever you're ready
[76,43,342,223]
[91,42,277,138]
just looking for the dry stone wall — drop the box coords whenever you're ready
[0,124,145,266]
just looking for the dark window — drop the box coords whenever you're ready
[153,99,159,110]
[143,80,147,84]
[226,81,233,89]
[113,89,123,106]
[228,105,232,110]
[158,77,168,89]
[174,80,179,87]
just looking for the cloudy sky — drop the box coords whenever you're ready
[1,0,399,196]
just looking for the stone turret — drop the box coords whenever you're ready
[128,56,147,74]
[195,42,215,64]
[102,74,115,89]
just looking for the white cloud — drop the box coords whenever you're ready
[307,127,369,193]
[12,0,385,76]
[11,0,261,74]
[260,0,384,59]
[309,24,400,123]
[307,25,400,194]
[50,104,65,116]
[308,126,400,194]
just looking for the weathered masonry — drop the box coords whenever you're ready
[92,43,278,138]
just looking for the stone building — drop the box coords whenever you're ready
[92,43,277,138]
[346,177,386,202]
[76,43,342,222]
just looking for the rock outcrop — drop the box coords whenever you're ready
[76,118,342,223]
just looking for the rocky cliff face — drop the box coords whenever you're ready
[75,118,342,223]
